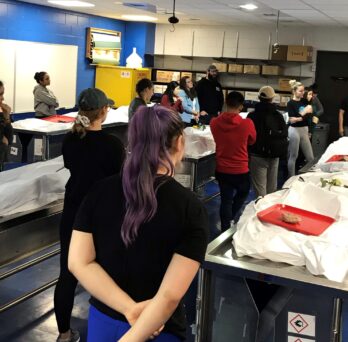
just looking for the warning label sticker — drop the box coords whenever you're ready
[288,312,315,337]
[288,337,315,342]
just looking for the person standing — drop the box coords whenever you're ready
[128,78,153,121]
[54,88,125,342]
[68,105,209,342]
[0,80,13,172]
[160,81,183,113]
[196,64,224,125]
[338,95,348,137]
[247,86,288,198]
[287,80,314,177]
[33,71,59,118]
[178,76,206,126]
[211,91,256,231]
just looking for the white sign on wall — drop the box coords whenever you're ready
[288,312,316,337]
[288,337,315,342]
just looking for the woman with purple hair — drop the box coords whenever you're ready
[68,105,209,341]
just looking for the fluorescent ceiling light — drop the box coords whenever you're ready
[239,3,258,10]
[47,1,95,7]
[121,15,158,21]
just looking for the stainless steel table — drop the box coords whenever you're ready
[11,122,128,163]
[196,229,347,342]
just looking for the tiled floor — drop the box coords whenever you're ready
[0,181,347,341]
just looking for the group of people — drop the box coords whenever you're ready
[128,64,224,126]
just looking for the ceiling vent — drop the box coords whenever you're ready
[122,3,157,13]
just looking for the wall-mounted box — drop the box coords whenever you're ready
[245,91,259,101]
[280,95,291,107]
[228,64,244,73]
[243,65,260,74]
[262,65,283,75]
[278,79,292,91]
[287,45,313,62]
[86,27,122,66]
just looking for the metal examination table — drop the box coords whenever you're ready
[196,229,347,342]
[10,122,128,163]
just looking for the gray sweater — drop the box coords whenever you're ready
[33,84,59,117]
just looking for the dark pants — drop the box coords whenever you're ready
[54,211,78,333]
[216,172,250,231]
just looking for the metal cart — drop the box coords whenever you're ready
[196,229,347,342]
[174,152,216,193]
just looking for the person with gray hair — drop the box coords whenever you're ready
[287,80,314,177]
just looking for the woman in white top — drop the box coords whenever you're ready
[33,71,59,118]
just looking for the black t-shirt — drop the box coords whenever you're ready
[287,99,308,127]
[73,175,209,340]
[61,130,125,229]
[196,77,224,116]
[340,97,348,126]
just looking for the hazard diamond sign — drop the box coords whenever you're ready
[290,314,308,333]
[288,312,316,337]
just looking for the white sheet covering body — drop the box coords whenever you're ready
[233,172,348,282]
[0,156,68,217]
[12,106,129,132]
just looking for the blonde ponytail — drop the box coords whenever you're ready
[289,79,303,93]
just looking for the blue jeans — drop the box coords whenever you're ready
[216,172,250,231]
[87,305,182,342]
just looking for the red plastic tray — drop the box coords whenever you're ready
[40,115,75,123]
[325,155,348,163]
[257,204,335,236]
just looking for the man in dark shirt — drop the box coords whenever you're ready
[196,65,224,125]
[338,96,348,137]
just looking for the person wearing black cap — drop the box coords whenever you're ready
[247,86,288,197]
[54,88,125,342]
[196,64,224,125]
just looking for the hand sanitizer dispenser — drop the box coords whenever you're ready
[126,47,143,68]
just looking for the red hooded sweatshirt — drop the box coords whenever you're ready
[210,112,256,174]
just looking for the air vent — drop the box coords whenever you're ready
[123,2,156,13]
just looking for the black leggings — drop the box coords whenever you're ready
[54,224,78,333]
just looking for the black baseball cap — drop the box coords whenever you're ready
[78,88,114,111]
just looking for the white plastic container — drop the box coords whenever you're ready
[126,47,143,68]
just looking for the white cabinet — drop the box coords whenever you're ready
[192,29,224,57]
[236,28,271,59]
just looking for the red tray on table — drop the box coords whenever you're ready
[325,155,348,163]
[257,204,335,236]
[41,115,75,123]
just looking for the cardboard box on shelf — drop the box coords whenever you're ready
[278,78,292,91]
[228,64,244,73]
[154,85,166,94]
[212,62,228,72]
[156,70,180,83]
[287,45,313,62]
[273,93,281,104]
[280,95,291,107]
[243,65,261,74]
[180,71,193,80]
[244,91,259,102]
[271,45,288,61]
[262,65,283,75]
[195,73,206,82]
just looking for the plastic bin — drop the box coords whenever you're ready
[311,123,330,158]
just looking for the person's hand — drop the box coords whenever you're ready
[0,103,12,120]
[123,300,164,339]
[124,300,150,326]
[289,117,302,124]
[2,136,9,146]
[305,105,313,114]
[339,129,344,137]
[200,111,208,116]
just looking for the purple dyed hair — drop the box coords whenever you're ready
[121,105,184,246]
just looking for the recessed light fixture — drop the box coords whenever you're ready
[239,3,258,10]
[47,1,95,7]
[121,14,158,21]
[114,1,123,4]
